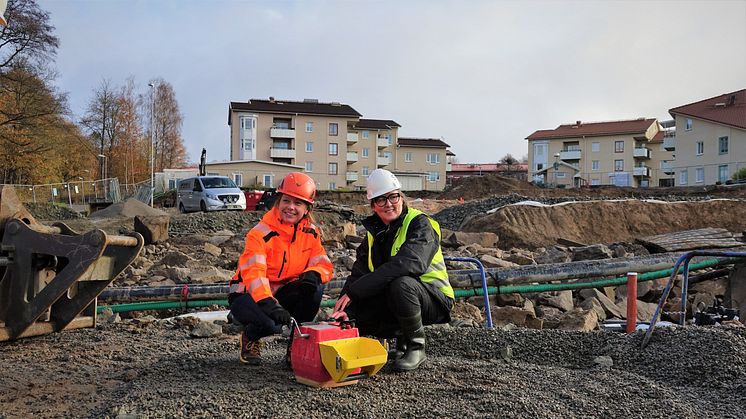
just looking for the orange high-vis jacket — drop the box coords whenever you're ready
[229,207,333,303]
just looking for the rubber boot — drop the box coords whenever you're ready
[388,335,407,361]
[393,314,426,372]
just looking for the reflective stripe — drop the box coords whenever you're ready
[248,277,270,293]
[239,254,267,272]
[309,255,331,266]
[252,223,271,235]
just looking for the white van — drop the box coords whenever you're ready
[177,176,246,213]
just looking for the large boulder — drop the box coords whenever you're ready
[441,229,498,249]
[134,215,170,245]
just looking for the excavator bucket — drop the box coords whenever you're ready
[0,186,143,341]
[319,337,388,383]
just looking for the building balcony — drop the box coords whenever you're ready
[559,150,581,160]
[663,136,676,151]
[346,172,359,182]
[633,166,650,177]
[633,147,651,159]
[447,162,452,172]
[377,138,389,148]
[270,126,295,139]
[347,133,359,143]
[660,161,674,175]
[346,152,358,163]
[270,148,296,159]
[377,155,390,166]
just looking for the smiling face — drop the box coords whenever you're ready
[277,194,309,224]
[371,190,403,225]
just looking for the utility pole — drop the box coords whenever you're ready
[148,82,156,207]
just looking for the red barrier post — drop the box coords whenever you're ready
[626,272,638,333]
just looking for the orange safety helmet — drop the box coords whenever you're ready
[277,172,316,204]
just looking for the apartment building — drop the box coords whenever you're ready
[226,98,451,191]
[526,118,674,187]
[668,89,746,186]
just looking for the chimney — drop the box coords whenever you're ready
[728,94,737,106]
[576,120,582,126]
[269,96,275,103]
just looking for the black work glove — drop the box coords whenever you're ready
[297,271,322,295]
[257,297,291,326]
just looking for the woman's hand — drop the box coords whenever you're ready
[331,294,351,321]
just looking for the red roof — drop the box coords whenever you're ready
[526,118,657,140]
[669,89,746,130]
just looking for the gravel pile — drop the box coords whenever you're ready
[433,194,722,231]
[169,211,262,235]
[24,203,83,220]
[1,323,743,418]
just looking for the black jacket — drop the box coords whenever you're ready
[343,206,453,310]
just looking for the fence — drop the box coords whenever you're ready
[1,178,123,205]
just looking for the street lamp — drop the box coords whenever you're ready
[553,153,560,187]
[148,82,155,207]
[98,154,107,199]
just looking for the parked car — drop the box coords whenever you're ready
[177,176,246,213]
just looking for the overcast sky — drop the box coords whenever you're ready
[42,0,746,165]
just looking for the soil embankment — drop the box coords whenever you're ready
[462,198,746,250]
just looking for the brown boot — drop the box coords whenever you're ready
[239,331,262,365]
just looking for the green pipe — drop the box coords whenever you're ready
[98,257,735,314]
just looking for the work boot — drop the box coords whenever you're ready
[387,335,407,361]
[393,314,426,372]
[239,331,262,365]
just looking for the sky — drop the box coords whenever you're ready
[41,0,746,165]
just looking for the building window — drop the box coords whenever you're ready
[233,173,243,187]
[305,122,313,133]
[685,118,693,131]
[426,153,440,164]
[305,161,313,172]
[719,136,729,154]
[329,143,338,156]
[591,179,600,186]
[592,142,600,153]
[382,134,392,145]
[168,179,176,189]
[305,141,313,152]
[329,123,338,136]
[362,166,370,177]
[679,170,688,185]
[719,165,728,183]
[263,174,273,187]
[329,182,336,190]
[696,167,704,183]
[614,141,624,153]
[427,172,440,182]
[362,148,369,158]
[696,141,704,155]
[592,160,599,171]
[405,152,413,162]
[556,172,566,178]
[328,163,338,175]
[362,130,369,139]
[614,159,624,171]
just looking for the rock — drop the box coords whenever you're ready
[593,355,614,368]
[495,293,524,307]
[441,229,498,249]
[538,291,574,312]
[451,301,483,323]
[134,215,170,245]
[147,277,176,287]
[536,306,563,320]
[202,243,222,257]
[588,289,625,319]
[491,305,541,329]
[504,252,536,266]
[190,321,223,338]
[558,308,598,331]
[208,230,235,246]
[535,247,571,264]
[691,277,729,297]
[322,222,357,246]
[479,255,519,269]
[191,267,234,283]
[580,297,607,322]
[571,244,613,261]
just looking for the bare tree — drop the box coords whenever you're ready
[80,79,121,180]
[0,0,58,72]
[499,153,518,165]
[144,79,187,171]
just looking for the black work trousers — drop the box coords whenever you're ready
[229,281,324,340]
[345,276,451,338]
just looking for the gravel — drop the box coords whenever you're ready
[1,323,744,418]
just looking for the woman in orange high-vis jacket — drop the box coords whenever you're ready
[228,172,333,365]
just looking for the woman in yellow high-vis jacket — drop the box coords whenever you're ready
[229,172,333,365]
[332,169,454,372]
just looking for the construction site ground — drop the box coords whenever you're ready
[3,175,746,418]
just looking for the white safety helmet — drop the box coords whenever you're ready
[366,169,402,200]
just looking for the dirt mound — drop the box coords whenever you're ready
[24,203,83,220]
[441,174,540,200]
[461,199,746,250]
[90,198,168,219]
